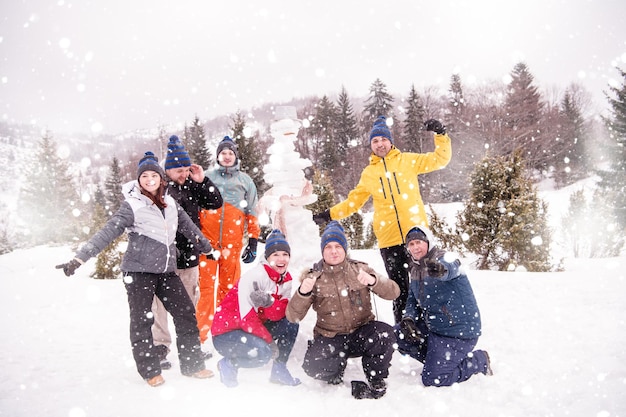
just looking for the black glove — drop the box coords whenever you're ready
[250,281,273,308]
[424,119,446,135]
[205,248,220,261]
[312,209,331,226]
[241,238,258,264]
[55,259,81,277]
[399,317,423,345]
[424,258,446,278]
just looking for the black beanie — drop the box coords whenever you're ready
[216,136,238,165]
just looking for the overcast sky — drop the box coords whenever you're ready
[1,0,625,135]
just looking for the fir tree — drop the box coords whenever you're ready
[311,96,339,174]
[447,73,467,131]
[185,115,212,169]
[599,66,626,237]
[502,62,547,171]
[402,84,427,153]
[363,78,395,127]
[104,156,124,214]
[455,151,552,271]
[335,86,362,196]
[230,110,266,191]
[90,196,125,280]
[306,169,336,234]
[18,131,80,245]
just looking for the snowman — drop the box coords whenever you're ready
[258,106,320,272]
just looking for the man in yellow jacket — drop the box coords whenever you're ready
[313,116,451,324]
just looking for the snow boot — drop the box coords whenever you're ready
[483,350,494,376]
[269,361,301,386]
[146,374,165,387]
[369,378,387,399]
[351,379,387,399]
[217,358,238,388]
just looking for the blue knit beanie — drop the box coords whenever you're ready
[164,135,191,170]
[137,151,165,179]
[264,229,291,258]
[369,116,393,144]
[320,221,348,253]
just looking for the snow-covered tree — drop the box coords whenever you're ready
[455,151,552,271]
[18,132,81,245]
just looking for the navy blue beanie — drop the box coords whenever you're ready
[406,226,429,246]
[320,221,348,253]
[137,151,165,179]
[369,116,393,143]
[164,135,191,170]
[264,229,291,258]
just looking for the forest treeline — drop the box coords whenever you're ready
[2,62,625,270]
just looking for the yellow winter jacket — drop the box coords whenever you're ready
[330,134,451,249]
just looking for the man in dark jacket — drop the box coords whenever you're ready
[395,225,492,387]
[152,135,223,368]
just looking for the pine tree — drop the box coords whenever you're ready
[18,131,80,245]
[502,62,546,171]
[230,110,266,190]
[311,96,339,174]
[402,84,428,153]
[185,115,212,169]
[306,169,336,234]
[552,85,591,186]
[455,151,552,271]
[90,193,125,280]
[599,66,626,238]
[447,73,467,131]
[104,156,124,215]
[363,78,395,127]
[335,86,362,196]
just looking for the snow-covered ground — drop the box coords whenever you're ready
[1,243,624,417]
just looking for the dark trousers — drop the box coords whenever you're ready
[380,245,410,324]
[302,321,396,383]
[124,271,204,379]
[212,317,299,368]
[395,321,489,387]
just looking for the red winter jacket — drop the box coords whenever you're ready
[210,260,294,344]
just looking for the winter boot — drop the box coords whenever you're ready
[217,358,238,388]
[270,361,301,386]
[351,379,387,399]
[369,378,387,399]
[146,374,165,387]
[351,380,373,399]
[483,351,494,376]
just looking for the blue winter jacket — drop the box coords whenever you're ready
[405,239,481,339]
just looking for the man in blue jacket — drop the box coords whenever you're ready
[395,225,492,387]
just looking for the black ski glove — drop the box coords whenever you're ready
[250,281,273,308]
[312,209,331,226]
[241,238,258,264]
[55,258,82,277]
[424,119,446,135]
[399,317,423,344]
[424,258,446,278]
